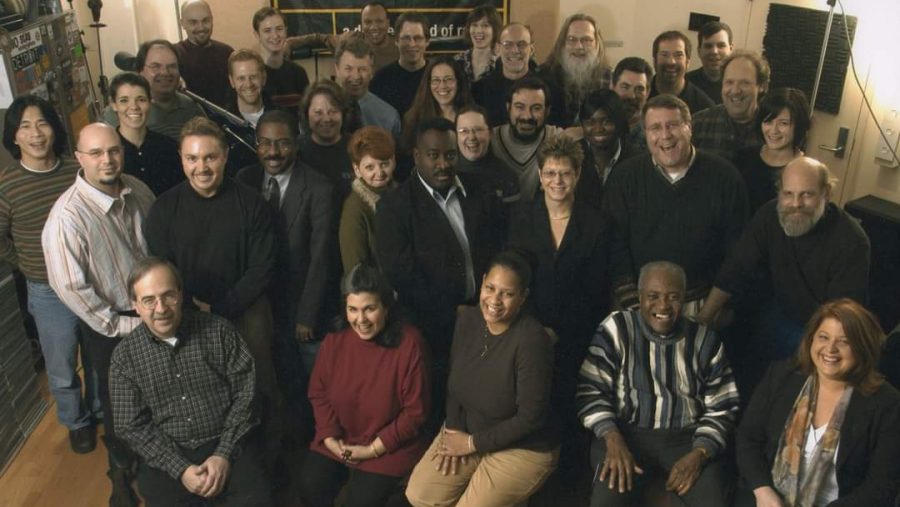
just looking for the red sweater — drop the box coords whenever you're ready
[309,323,430,477]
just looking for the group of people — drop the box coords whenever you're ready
[1,0,898,506]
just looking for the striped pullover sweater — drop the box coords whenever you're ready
[577,309,740,457]
[0,159,79,282]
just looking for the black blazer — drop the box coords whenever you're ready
[736,359,900,507]
[507,195,609,358]
[236,161,335,330]
[375,173,501,357]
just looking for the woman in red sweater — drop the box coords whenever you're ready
[299,263,431,507]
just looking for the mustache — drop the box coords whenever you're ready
[264,155,285,162]
[516,119,538,126]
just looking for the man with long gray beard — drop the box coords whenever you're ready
[697,157,869,390]
[539,14,612,127]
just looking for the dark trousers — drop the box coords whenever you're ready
[137,436,272,507]
[79,321,133,468]
[589,427,731,507]
[298,450,401,507]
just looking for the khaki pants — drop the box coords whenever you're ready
[406,434,559,507]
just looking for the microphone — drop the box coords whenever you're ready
[114,52,137,71]
[87,0,103,23]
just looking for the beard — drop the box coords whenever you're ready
[561,52,600,106]
[778,199,826,237]
[510,119,543,143]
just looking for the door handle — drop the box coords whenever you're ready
[818,127,849,159]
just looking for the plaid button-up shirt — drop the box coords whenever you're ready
[110,310,257,479]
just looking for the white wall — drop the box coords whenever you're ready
[67,0,900,204]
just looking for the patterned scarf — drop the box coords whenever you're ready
[771,375,853,506]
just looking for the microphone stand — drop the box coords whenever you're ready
[181,89,256,152]
[86,0,109,107]
[809,0,837,116]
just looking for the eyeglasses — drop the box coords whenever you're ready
[257,138,294,150]
[430,76,457,86]
[645,120,687,136]
[541,169,576,180]
[399,35,426,44]
[137,291,181,310]
[146,63,178,73]
[457,126,488,136]
[500,40,531,51]
[77,147,123,159]
[565,36,595,47]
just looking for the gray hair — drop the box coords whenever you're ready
[638,261,686,292]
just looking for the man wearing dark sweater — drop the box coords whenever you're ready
[648,31,714,114]
[603,94,748,313]
[143,118,282,462]
[370,12,429,118]
[174,0,234,108]
[697,157,869,366]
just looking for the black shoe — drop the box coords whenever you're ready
[107,467,139,507]
[69,426,96,454]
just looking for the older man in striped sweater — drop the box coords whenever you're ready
[577,260,740,507]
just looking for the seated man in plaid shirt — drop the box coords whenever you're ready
[109,257,272,506]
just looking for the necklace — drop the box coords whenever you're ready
[480,326,490,358]
[550,215,570,220]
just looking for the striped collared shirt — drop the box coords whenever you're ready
[42,172,155,337]
[109,311,257,480]
[577,309,740,457]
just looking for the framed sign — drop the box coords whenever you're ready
[274,0,509,52]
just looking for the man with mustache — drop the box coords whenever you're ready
[370,11,430,117]
[102,40,205,141]
[691,51,769,161]
[174,0,234,108]
[611,57,653,149]
[539,14,612,127]
[288,2,399,72]
[491,77,564,201]
[697,157,869,391]
[649,31,714,114]
[376,117,501,424]
[686,22,734,106]
[43,123,155,506]
[144,117,283,467]
[473,23,539,127]
[109,258,271,506]
[236,110,335,398]
[604,94,748,316]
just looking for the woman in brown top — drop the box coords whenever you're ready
[406,250,559,507]
[338,126,397,272]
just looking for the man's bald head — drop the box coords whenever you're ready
[77,122,118,151]
[778,156,834,237]
[181,0,213,46]
[75,123,124,195]
[781,156,835,196]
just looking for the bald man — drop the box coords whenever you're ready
[698,157,870,389]
[174,0,235,107]
[42,123,155,506]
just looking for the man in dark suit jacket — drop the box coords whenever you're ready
[236,110,335,387]
[375,117,500,378]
